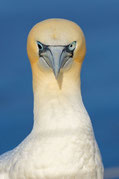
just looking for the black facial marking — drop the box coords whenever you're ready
[65,46,74,55]
[37,41,48,54]
[37,41,76,57]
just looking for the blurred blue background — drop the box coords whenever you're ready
[0,0,119,171]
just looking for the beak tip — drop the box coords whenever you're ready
[54,71,59,79]
[53,68,60,79]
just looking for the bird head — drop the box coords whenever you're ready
[27,19,86,80]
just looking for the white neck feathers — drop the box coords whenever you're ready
[31,62,91,135]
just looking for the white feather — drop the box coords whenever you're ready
[0,69,104,179]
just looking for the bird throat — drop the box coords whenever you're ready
[31,62,84,134]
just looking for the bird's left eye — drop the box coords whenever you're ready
[37,41,44,51]
[68,41,76,51]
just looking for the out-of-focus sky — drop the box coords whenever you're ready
[0,0,119,169]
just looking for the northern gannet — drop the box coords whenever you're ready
[0,19,104,179]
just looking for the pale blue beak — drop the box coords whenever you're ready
[40,46,73,78]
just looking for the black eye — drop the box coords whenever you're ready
[37,41,44,51]
[68,41,76,51]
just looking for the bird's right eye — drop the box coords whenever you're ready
[37,41,44,51]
